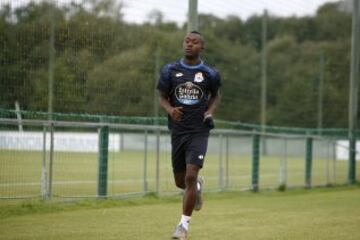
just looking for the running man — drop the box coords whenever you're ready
[157,31,221,239]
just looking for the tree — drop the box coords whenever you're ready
[0,0,355,128]
[86,46,154,115]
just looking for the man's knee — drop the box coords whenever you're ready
[175,178,186,189]
[174,172,186,189]
[185,164,200,187]
[185,173,197,187]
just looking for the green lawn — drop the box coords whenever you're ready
[1,149,358,198]
[0,186,359,240]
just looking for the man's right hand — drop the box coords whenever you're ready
[168,106,183,122]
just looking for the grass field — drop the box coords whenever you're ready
[1,149,359,198]
[0,186,359,239]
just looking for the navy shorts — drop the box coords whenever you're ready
[171,132,210,173]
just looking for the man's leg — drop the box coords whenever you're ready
[183,164,200,216]
[172,133,207,239]
[173,164,200,216]
[172,165,200,239]
[174,171,186,190]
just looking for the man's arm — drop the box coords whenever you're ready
[204,92,220,118]
[159,91,183,122]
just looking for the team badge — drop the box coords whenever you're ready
[194,72,204,82]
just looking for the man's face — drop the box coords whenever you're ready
[183,33,204,58]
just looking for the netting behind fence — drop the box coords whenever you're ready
[0,0,357,128]
[1,0,358,199]
[1,118,358,199]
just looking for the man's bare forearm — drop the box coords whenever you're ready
[205,94,220,116]
[159,91,183,121]
[159,92,173,114]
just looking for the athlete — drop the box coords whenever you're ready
[157,31,221,239]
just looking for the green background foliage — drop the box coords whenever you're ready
[0,0,356,128]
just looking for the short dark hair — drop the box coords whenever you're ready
[188,30,205,44]
[190,30,202,35]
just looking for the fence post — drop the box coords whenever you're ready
[47,122,54,199]
[41,126,48,199]
[332,139,337,184]
[225,135,229,189]
[305,136,313,189]
[98,126,109,198]
[348,0,359,185]
[119,132,124,152]
[279,138,287,191]
[218,133,224,191]
[326,139,331,186]
[155,129,160,195]
[252,133,260,192]
[348,133,357,184]
[143,130,148,194]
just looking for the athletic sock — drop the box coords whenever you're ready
[179,214,191,231]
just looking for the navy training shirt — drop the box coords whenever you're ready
[157,59,221,134]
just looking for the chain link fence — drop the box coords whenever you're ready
[1,117,358,199]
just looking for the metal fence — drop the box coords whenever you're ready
[1,118,358,200]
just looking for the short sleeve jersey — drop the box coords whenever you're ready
[157,59,221,134]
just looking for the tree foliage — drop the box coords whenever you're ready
[0,1,355,128]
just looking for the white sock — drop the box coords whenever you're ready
[179,214,191,230]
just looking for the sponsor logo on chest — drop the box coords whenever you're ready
[175,81,203,105]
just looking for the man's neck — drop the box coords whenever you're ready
[183,56,201,65]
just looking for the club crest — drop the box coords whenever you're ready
[185,81,193,89]
[194,72,204,83]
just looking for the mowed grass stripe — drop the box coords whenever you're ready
[0,186,359,240]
